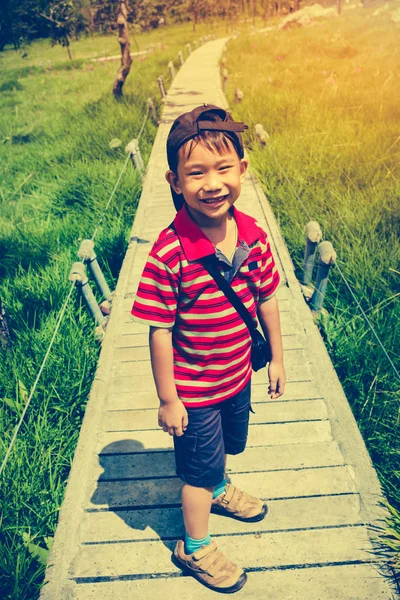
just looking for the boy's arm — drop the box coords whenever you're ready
[149,326,188,437]
[257,296,286,399]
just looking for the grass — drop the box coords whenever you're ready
[0,20,233,599]
[225,1,400,573]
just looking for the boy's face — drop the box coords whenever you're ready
[166,139,248,223]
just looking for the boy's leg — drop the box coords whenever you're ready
[173,404,247,592]
[212,382,268,522]
[182,483,212,541]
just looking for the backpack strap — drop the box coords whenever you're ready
[200,255,259,343]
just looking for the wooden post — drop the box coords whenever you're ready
[69,263,105,326]
[310,242,337,311]
[255,123,268,145]
[222,68,228,92]
[125,139,144,173]
[234,88,244,103]
[147,97,156,120]
[186,43,192,56]
[77,240,113,302]
[157,76,166,99]
[168,61,176,80]
[178,51,184,66]
[302,221,322,285]
[112,0,133,97]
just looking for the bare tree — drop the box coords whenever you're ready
[113,0,132,97]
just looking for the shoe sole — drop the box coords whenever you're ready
[172,553,248,594]
[211,502,268,523]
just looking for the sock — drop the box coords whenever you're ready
[212,478,227,500]
[184,532,211,555]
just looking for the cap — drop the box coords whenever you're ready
[167,104,247,166]
[166,104,248,210]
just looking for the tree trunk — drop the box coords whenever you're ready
[0,300,11,349]
[113,0,133,97]
[294,0,300,11]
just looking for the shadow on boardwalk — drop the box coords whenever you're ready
[90,440,183,554]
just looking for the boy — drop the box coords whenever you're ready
[132,105,285,593]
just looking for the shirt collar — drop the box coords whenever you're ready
[173,204,262,262]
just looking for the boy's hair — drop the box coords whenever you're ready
[166,105,247,211]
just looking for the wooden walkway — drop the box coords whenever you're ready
[41,39,397,599]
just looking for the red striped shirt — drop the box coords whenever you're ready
[131,205,280,407]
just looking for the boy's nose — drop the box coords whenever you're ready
[202,173,222,193]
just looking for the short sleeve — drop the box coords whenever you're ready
[258,238,281,302]
[131,250,179,328]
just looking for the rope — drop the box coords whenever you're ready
[257,136,400,382]
[1,98,154,476]
[0,282,76,477]
[91,152,131,242]
[335,262,400,381]
[264,139,313,224]
[137,103,151,142]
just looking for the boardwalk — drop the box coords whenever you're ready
[41,39,396,599]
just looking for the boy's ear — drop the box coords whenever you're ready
[165,170,182,194]
[239,158,248,184]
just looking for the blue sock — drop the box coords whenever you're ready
[184,532,211,555]
[212,478,227,500]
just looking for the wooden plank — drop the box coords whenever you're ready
[98,420,332,454]
[87,466,355,510]
[113,347,307,366]
[80,493,361,543]
[72,526,373,579]
[121,309,298,330]
[122,296,292,315]
[113,361,312,382]
[114,332,304,352]
[71,563,394,600]
[106,381,323,411]
[96,441,344,480]
[251,381,322,402]
[104,399,328,431]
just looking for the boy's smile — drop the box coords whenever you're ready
[166,140,248,227]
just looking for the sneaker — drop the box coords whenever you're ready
[211,483,268,522]
[173,539,247,593]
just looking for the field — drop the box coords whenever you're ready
[0,6,399,598]
[225,2,400,572]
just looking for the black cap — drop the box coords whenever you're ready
[166,104,247,210]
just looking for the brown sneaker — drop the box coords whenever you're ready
[211,483,268,522]
[173,539,247,593]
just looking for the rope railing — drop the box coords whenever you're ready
[249,125,400,383]
[0,283,76,477]
[0,95,158,477]
[0,35,216,477]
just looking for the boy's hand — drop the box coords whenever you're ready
[158,399,189,437]
[268,360,286,399]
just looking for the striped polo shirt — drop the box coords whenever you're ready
[131,205,280,407]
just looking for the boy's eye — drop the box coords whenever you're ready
[189,171,203,176]
[219,165,232,171]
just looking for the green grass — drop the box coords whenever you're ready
[226,2,400,571]
[0,21,232,599]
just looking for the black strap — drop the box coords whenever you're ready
[201,256,259,343]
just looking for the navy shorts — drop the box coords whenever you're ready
[173,381,252,488]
